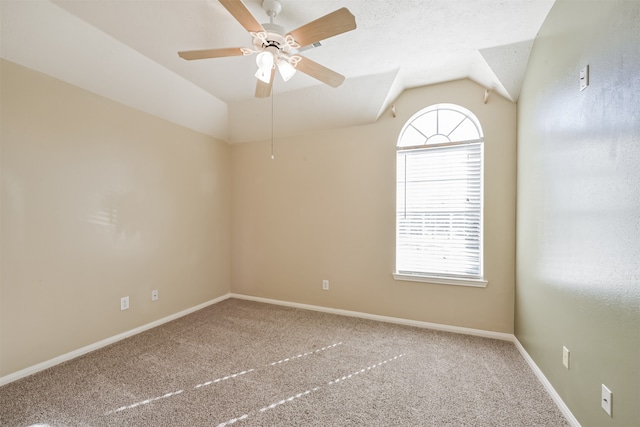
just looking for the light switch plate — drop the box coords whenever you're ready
[562,346,570,369]
[580,65,589,91]
[601,384,612,416]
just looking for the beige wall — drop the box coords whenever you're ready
[0,64,517,378]
[516,0,640,426]
[231,79,517,333]
[0,59,231,377]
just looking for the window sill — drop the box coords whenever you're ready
[393,273,488,288]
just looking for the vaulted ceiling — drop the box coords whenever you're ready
[1,0,555,143]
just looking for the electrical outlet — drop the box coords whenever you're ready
[120,296,129,311]
[601,384,612,416]
[151,289,158,301]
[322,280,329,291]
[562,346,570,369]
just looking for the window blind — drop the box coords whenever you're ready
[396,142,482,278]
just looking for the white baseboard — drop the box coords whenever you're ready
[513,337,581,427]
[0,294,231,387]
[229,293,514,341]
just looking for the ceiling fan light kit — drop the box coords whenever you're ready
[255,51,274,83]
[276,58,296,82]
[178,0,356,98]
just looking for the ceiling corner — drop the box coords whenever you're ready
[374,69,404,120]
[479,39,536,102]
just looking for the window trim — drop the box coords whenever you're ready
[394,103,486,287]
[398,137,484,152]
[393,272,488,288]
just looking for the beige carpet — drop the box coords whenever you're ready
[1,298,568,426]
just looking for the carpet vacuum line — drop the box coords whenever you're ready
[216,354,406,427]
[104,342,344,416]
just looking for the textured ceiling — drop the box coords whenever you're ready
[1,0,555,143]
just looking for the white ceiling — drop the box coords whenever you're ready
[1,0,555,143]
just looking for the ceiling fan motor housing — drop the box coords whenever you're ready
[253,23,293,56]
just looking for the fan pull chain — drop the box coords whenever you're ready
[271,76,275,160]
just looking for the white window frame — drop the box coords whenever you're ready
[394,104,487,288]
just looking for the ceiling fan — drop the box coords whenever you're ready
[178,0,357,98]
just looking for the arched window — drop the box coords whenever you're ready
[394,104,486,286]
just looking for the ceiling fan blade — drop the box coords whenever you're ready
[296,56,345,88]
[287,7,356,47]
[178,47,245,60]
[219,0,264,33]
[255,68,276,98]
